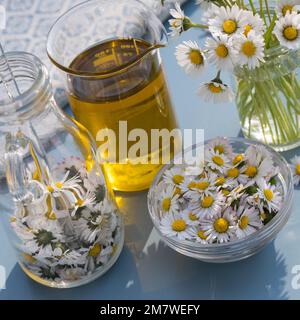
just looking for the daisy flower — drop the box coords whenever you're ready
[207,137,233,157]
[163,166,185,187]
[181,173,215,198]
[241,11,265,37]
[202,207,237,243]
[159,185,180,215]
[46,170,84,202]
[225,184,245,206]
[205,34,236,70]
[168,2,186,36]
[205,148,230,173]
[175,40,205,74]
[71,190,96,217]
[231,153,245,166]
[236,206,263,239]
[24,229,58,257]
[190,227,209,244]
[74,213,112,244]
[189,191,224,218]
[274,11,300,49]
[233,30,265,69]
[240,145,274,184]
[290,155,300,185]
[84,244,113,272]
[225,166,245,187]
[276,0,299,17]
[255,178,282,212]
[208,4,247,38]
[197,80,234,103]
[159,212,193,240]
[182,208,200,226]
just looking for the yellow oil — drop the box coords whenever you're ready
[67,39,177,191]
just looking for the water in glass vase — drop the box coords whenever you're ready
[67,39,178,191]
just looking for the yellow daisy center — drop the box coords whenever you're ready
[241,41,256,57]
[214,217,229,233]
[188,181,197,189]
[214,145,225,154]
[227,167,240,178]
[88,243,102,257]
[55,182,63,189]
[162,198,171,211]
[239,216,249,230]
[189,50,204,65]
[46,211,57,221]
[282,5,294,16]
[222,189,230,196]
[264,189,273,201]
[172,174,184,185]
[196,181,210,190]
[174,187,182,196]
[215,44,228,58]
[208,83,223,94]
[244,24,252,36]
[233,154,243,165]
[283,26,298,40]
[172,20,181,27]
[197,230,208,240]
[76,198,84,207]
[172,219,187,232]
[201,195,214,208]
[46,185,54,193]
[189,212,198,221]
[215,176,226,186]
[295,164,300,175]
[223,19,237,34]
[212,155,224,166]
[245,165,257,177]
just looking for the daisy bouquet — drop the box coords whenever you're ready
[169,1,300,149]
[154,137,284,244]
[10,157,123,286]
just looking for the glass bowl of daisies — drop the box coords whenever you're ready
[147,137,293,263]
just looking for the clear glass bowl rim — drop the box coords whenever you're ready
[147,137,294,252]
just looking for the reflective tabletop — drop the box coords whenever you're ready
[1,2,300,300]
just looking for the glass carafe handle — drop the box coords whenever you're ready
[5,132,31,203]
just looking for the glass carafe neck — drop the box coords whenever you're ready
[0,52,52,124]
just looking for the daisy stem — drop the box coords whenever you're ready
[248,0,257,14]
[189,22,208,29]
[259,0,268,27]
[264,14,277,48]
[264,0,272,23]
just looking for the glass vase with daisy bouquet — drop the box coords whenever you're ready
[168,1,300,151]
[0,52,124,288]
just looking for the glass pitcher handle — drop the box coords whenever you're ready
[5,132,31,203]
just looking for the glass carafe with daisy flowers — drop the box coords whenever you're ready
[168,1,300,151]
[0,52,124,288]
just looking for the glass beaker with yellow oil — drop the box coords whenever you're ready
[47,0,178,191]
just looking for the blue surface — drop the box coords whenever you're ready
[1,2,300,300]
